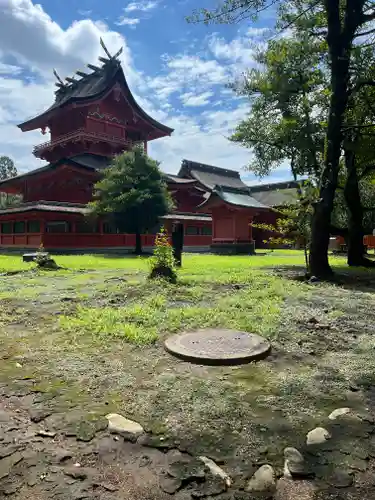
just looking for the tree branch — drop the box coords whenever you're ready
[362,11,375,24]
[354,26,375,38]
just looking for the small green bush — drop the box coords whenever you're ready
[148,227,177,283]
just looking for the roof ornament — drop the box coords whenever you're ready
[99,38,123,64]
[53,68,67,89]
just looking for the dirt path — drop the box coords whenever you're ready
[0,387,193,500]
[2,379,375,500]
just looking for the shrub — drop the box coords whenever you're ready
[34,243,59,269]
[148,227,177,283]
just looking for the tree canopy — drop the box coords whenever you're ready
[0,156,17,180]
[89,147,173,254]
[189,0,375,276]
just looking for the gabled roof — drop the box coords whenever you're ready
[18,56,173,139]
[199,185,269,210]
[249,180,300,207]
[178,159,247,190]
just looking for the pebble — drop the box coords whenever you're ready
[105,413,144,441]
[328,408,351,420]
[246,464,276,494]
[36,430,56,438]
[284,447,313,478]
[199,456,232,487]
[306,427,331,446]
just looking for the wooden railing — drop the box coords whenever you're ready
[33,129,138,156]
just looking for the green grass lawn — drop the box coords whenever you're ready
[1,250,375,481]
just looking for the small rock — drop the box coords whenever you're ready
[284,447,313,478]
[29,408,52,423]
[328,408,352,420]
[199,456,232,487]
[159,475,182,494]
[306,427,331,446]
[64,467,88,480]
[36,430,56,438]
[327,469,353,488]
[15,362,22,368]
[105,413,144,442]
[246,464,276,495]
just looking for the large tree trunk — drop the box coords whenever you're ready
[345,149,364,265]
[309,0,363,277]
[345,149,375,267]
[135,231,142,255]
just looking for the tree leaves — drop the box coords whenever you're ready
[88,147,173,236]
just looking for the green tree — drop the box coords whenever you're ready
[189,0,375,277]
[230,33,327,181]
[253,181,318,273]
[0,156,17,180]
[89,148,173,255]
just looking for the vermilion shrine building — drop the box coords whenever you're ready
[0,44,297,253]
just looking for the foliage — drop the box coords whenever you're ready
[188,0,375,277]
[230,34,328,180]
[0,156,17,180]
[148,227,177,283]
[34,243,58,269]
[89,147,173,254]
[253,181,318,272]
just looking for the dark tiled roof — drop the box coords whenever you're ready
[164,173,197,184]
[0,201,88,215]
[0,154,108,187]
[178,159,247,190]
[69,153,110,170]
[200,185,269,210]
[18,58,173,137]
[249,180,300,207]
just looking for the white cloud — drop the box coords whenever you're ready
[0,0,135,81]
[123,0,159,12]
[180,91,214,107]
[0,62,22,75]
[77,9,93,17]
[115,17,140,27]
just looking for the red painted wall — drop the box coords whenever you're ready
[0,210,212,249]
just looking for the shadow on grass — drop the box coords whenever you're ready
[271,264,375,293]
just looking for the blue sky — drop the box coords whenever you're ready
[0,0,290,184]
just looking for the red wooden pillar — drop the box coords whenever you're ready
[143,140,148,154]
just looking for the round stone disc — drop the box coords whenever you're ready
[164,329,271,366]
